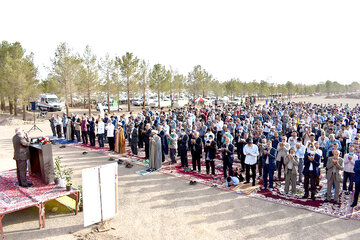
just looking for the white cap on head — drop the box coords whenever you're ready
[15,128,23,135]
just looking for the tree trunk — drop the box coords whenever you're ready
[0,96,5,111]
[170,91,173,108]
[158,89,160,109]
[22,104,26,121]
[143,89,146,109]
[13,97,18,116]
[88,90,91,115]
[64,80,69,116]
[127,77,130,112]
[117,90,120,110]
[83,94,86,109]
[9,99,13,115]
[107,90,111,115]
[70,82,73,107]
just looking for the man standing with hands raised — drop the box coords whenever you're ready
[243,138,259,186]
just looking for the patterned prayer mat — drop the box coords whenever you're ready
[0,169,76,214]
[249,171,360,220]
[65,141,360,220]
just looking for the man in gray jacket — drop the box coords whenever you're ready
[12,128,33,187]
[326,150,344,204]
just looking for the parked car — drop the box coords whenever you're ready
[96,103,123,112]
[133,98,149,106]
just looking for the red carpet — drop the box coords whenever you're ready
[0,169,77,214]
[68,142,360,220]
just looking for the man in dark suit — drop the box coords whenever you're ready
[137,120,144,149]
[129,123,138,155]
[262,140,277,190]
[351,158,360,207]
[158,126,168,162]
[144,123,152,159]
[205,135,217,175]
[179,128,188,168]
[190,131,203,172]
[12,128,33,187]
[302,145,320,200]
[222,137,234,178]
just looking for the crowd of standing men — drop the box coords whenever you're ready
[50,100,360,207]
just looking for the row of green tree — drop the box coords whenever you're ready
[1,41,360,119]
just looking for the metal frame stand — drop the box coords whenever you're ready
[28,111,42,133]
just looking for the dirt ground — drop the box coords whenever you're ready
[1,96,360,240]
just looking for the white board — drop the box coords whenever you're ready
[82,167,101,227]
[82,163,118,227]
[99,163,118,221]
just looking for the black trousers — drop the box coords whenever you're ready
[192,154,201,172]
[258,156,263,177]
[16,160,27,186]
[56,125,62,138]
[216,132,223,148]
[206,160,215,175]
[304,171,316,197]
[352,182,360,206]
[145,142,150,159]
[63,126,67,139]
[51,125,56,137]
[108,137,115,151]
[82,131,88,144]
[131,143,138,155]
[89,131,96,146]
[71,125,75,141]
[223,160,233,178]
[246,164,257,184]
[343,171,355,191]
[180,150,188,167]
[240,153,245,171]
[138,137,144,148]
[75,130,81,142]
[277,157,285,179]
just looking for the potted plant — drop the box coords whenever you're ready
[65,168,73,191]
[54,156,73,188]
[54,156,66,187]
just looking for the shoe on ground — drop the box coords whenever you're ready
[311,196,316,201]
[345,191,350,195]
[350,203,356,208]
[261,186,266,190]
[244,181,250,184]
[269,188,273,191]
[302,195,309,199]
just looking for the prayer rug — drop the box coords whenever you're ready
[249,170,360,220]
[0,169,76,214]
[63,143,360,220]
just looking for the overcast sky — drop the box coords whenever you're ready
[2,0,360,84]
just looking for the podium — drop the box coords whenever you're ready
[29,143,54,185]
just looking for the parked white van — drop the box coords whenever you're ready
[37,94,63,111]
